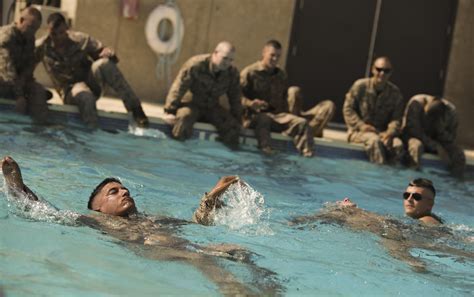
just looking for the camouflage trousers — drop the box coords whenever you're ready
[349,131,404,164]
[64,58,143,127]
[407,137,465,177]
[244,112,314,155]
[0,81,49,123]
[287,86,335,137]
[172,104,241,149]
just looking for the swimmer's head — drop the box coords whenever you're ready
[88,178,137,217]
[403,178,435,219]
[336,197,357,208]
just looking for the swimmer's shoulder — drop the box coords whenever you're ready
[419,215,442,226]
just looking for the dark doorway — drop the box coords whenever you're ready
[374,0,457,100]
[286,0,457,124]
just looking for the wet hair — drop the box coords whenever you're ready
[87,177,122,209]
[408,178,436,197]
[47,12,67,29]
[265,39,282,50]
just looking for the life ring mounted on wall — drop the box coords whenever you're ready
[145,4,184,55]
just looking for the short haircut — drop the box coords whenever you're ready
[408,178,436,197]
[47,12,67,29]
[87,177,122,209]
[265,39,282,50]
[373,56,392,66]
[21,6,42,22]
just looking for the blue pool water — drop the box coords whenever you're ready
[1,112,473,296]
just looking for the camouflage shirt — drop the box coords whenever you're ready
[35,31,104,95]
[240,61,288,115]
[0,24,35,97]
[166,54,242,118]
[343,77,405,136]
[403,94,458,145]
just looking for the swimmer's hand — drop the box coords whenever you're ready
[1,156,39,201]
[193,176,241,225]
[207,176,240,201]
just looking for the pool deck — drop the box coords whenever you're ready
[53,93,474,162]
[1,91,473,170]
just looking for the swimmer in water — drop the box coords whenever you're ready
[290,191,473,272]
[1,156,283,296]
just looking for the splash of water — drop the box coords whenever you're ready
[213,181,274,235]
[128,125,168,139]
[1,180,79,226]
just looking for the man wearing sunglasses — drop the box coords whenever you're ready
[402,94,465,177]
[343,57,405,165]
[403,178,442,225]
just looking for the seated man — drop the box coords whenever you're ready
[287,86,335,138]
[35,13,149,128]
[164,41,242,149]
[0,7,50,123]
[291,178,472,272]
[240,40,332,156]
[402,94,465,177]
[2,156,282,296]
[343,57,405,164]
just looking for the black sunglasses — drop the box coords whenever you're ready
[403,192,423,201]
[375,67,392,74]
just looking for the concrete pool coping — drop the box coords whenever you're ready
[1,94,473,171]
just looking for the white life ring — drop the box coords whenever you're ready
[145,5,184,55]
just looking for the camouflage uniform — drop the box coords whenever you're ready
[402,94,465,176]
[165,54,242,148]
[0,24,49,122]
[343,77,405,164]
[241,61,332,155]
[35,31,145,127]
[286,86,335,137]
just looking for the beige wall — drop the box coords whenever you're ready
[444,0,474,149]
[35,0,295,104]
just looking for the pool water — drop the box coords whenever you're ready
[1,112,473,296]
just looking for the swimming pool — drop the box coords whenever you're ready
[1,111,473,296]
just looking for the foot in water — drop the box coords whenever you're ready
[1,156,38,201]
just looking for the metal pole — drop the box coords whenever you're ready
[365,0,382,77]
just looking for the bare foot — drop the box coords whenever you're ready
[1,156,38,201]
[1,156,25,191]
[302,148,313,158]
[260,146,274,155]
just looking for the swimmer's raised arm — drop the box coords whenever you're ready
[193,176,240,225]
[1,156,39,201]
